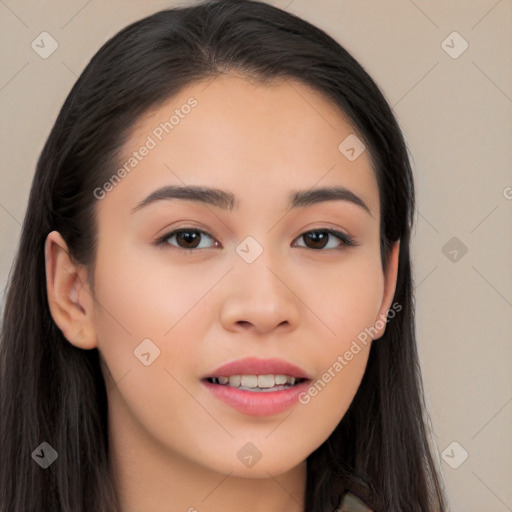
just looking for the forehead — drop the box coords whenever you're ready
[99,73,379,216]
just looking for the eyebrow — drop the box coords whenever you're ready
[131,185,373,217]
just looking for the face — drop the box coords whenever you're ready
[48,73,398,479]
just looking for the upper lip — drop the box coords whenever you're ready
[204,357,312,379]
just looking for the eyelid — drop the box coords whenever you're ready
[154,227,219,249]
[154,225,357,250]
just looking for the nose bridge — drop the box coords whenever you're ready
[220,234,300,333]
[234,234,285,299]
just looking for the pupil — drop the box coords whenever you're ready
[306,231,327,249]
[175,230,328,249]
[178,230,200,248]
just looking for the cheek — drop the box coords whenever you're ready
[90,244,215,427]
[90,254,208,459]
[304,250,385,344]
[292,251,382,413]
[296,346,370,428]
[90,245,171,400]
[91,243,204,343]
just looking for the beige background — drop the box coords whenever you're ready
[0,1,511,510]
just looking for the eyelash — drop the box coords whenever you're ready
[154,227,357,251]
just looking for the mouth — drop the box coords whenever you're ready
[204,374,309,392]
[201,357,313,416]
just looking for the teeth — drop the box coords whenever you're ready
[211,374,300,389]
[240,375,258,388]
[274,375,287,385]
[229,375,241,387]
[257,375,275,388]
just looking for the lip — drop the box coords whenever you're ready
[204,357,312,380]
[203,379,311,416]
[202,357,312,416]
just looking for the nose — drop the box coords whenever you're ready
[219,252,301,335]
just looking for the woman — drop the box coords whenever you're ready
[0,1,447,510]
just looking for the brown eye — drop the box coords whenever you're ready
[175,230,201,248]
[157,228,217,250]
[303,231,329,249]
[156,227,354,251]
[295,229,354,250]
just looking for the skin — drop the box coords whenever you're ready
[45,73,399,512]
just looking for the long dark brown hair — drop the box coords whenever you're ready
[0,1,447,510]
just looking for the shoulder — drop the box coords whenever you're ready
[336,490,374,512]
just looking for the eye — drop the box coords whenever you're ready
[293,229,355,250]
[155,228,218,250]
[155,227,356,251]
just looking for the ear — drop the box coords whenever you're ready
[44,230,98,349]
[372,240,400,340]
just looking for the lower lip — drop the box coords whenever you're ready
[203,380,311,416]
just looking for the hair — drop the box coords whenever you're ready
[0,1,447,510]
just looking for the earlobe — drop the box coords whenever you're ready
[44,230,97,350]
[373,240,400,340]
